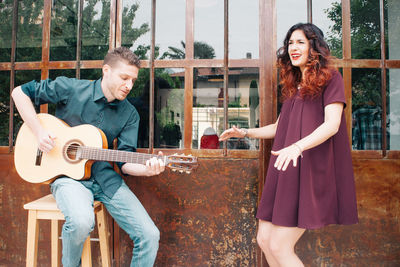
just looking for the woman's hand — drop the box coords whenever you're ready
[219,125,247,141]
[271,143,303,171]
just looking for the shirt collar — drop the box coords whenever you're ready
[93,78,120,107]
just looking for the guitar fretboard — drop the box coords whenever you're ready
[79,147,165,165]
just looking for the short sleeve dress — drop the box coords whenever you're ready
[256,71,359,229]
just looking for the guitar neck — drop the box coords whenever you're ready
[79,147,165,165]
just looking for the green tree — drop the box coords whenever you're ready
[161,40,216,59]
[325,0,385,108]
[0,1,151,146]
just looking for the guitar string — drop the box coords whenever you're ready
[65,144,194,165]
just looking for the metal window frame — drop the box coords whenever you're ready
[1,0,399,161]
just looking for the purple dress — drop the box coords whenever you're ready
[256,71,358,229]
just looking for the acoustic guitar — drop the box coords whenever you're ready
[14,113,197,184]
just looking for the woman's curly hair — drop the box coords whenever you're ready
[277,23,335,100]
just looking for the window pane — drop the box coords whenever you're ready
[228,68,259,150]
[81,0,110,60]
[16,1,44,62]
[154,68,184,149]
[128,68,150,148]
[313,0,342,58]
[0,71,10,145]
[277,0,307,48]
[121,0,151,60]
[387,69,400,150]
[386,0,400,60]
[193,68,223,149]
[350,0,381,59]
[229,0,258,59]
[352,68,382,150]
[157,0,185,60]
[80,68,102,80]
[50,0,79,61]
[194,1,222,59]
[0,0,13,62]
[14,70,41,142]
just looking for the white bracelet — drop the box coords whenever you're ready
[293,143,303,158]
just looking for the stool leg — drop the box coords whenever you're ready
[51,220,60,267]
[26,210,39,267]
[96,204,111,267]
[81,236,92,267]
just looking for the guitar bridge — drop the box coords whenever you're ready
[35,149,43,166]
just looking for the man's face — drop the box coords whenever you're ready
[102,60,139,101]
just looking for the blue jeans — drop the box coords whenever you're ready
[50,178,159,267]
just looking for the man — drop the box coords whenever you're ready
[12,47,163,267]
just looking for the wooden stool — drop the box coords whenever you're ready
[23,194,111,267]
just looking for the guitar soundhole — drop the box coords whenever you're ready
[63,140,83,164]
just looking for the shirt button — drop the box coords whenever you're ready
[97,112,104,124]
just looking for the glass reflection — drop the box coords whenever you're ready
[0,0,13,62]
[228,68,259,150]
[156,0,185,60]
[313,0,342,58]
[193,68,223,149]
[0,71,10,145]
[154,68,184,148]
[229,0,258,59]
[194,0,223,59]
[192,68,259,150]
[121,0,151,60]
[352,69,382,150]
[80,68,102,80]
[350,0,381,59]
[386,0,400,60]
[81,0,110,60]
[16,0,44,62]
[50,0,79,61]
[277,0,307,48]
[127,68,184,149]
[387,69,400,150]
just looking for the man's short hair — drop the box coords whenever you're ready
[103,47,140,68]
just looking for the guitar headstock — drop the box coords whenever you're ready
[165,153,198,174]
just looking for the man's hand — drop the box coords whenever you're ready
[36,129,57,153]
[144,151,165,176]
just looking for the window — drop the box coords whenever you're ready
[1,0,399,159]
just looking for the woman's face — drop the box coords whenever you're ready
[288,29,310,73]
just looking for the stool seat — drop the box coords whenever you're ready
[24,194,110,267]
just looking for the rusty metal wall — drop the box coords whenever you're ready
[119,158,260,267]
[296,159,400,266]
[0,154,399,266]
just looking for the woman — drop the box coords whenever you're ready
[220,23,358,266]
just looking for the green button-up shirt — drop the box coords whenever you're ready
[21,77,140,197]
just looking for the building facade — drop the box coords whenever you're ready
[0,0,399,266]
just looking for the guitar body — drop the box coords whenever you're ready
[14,113,107,184]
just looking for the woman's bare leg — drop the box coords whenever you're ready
[269,224,305,267]
[257,220,280,267]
